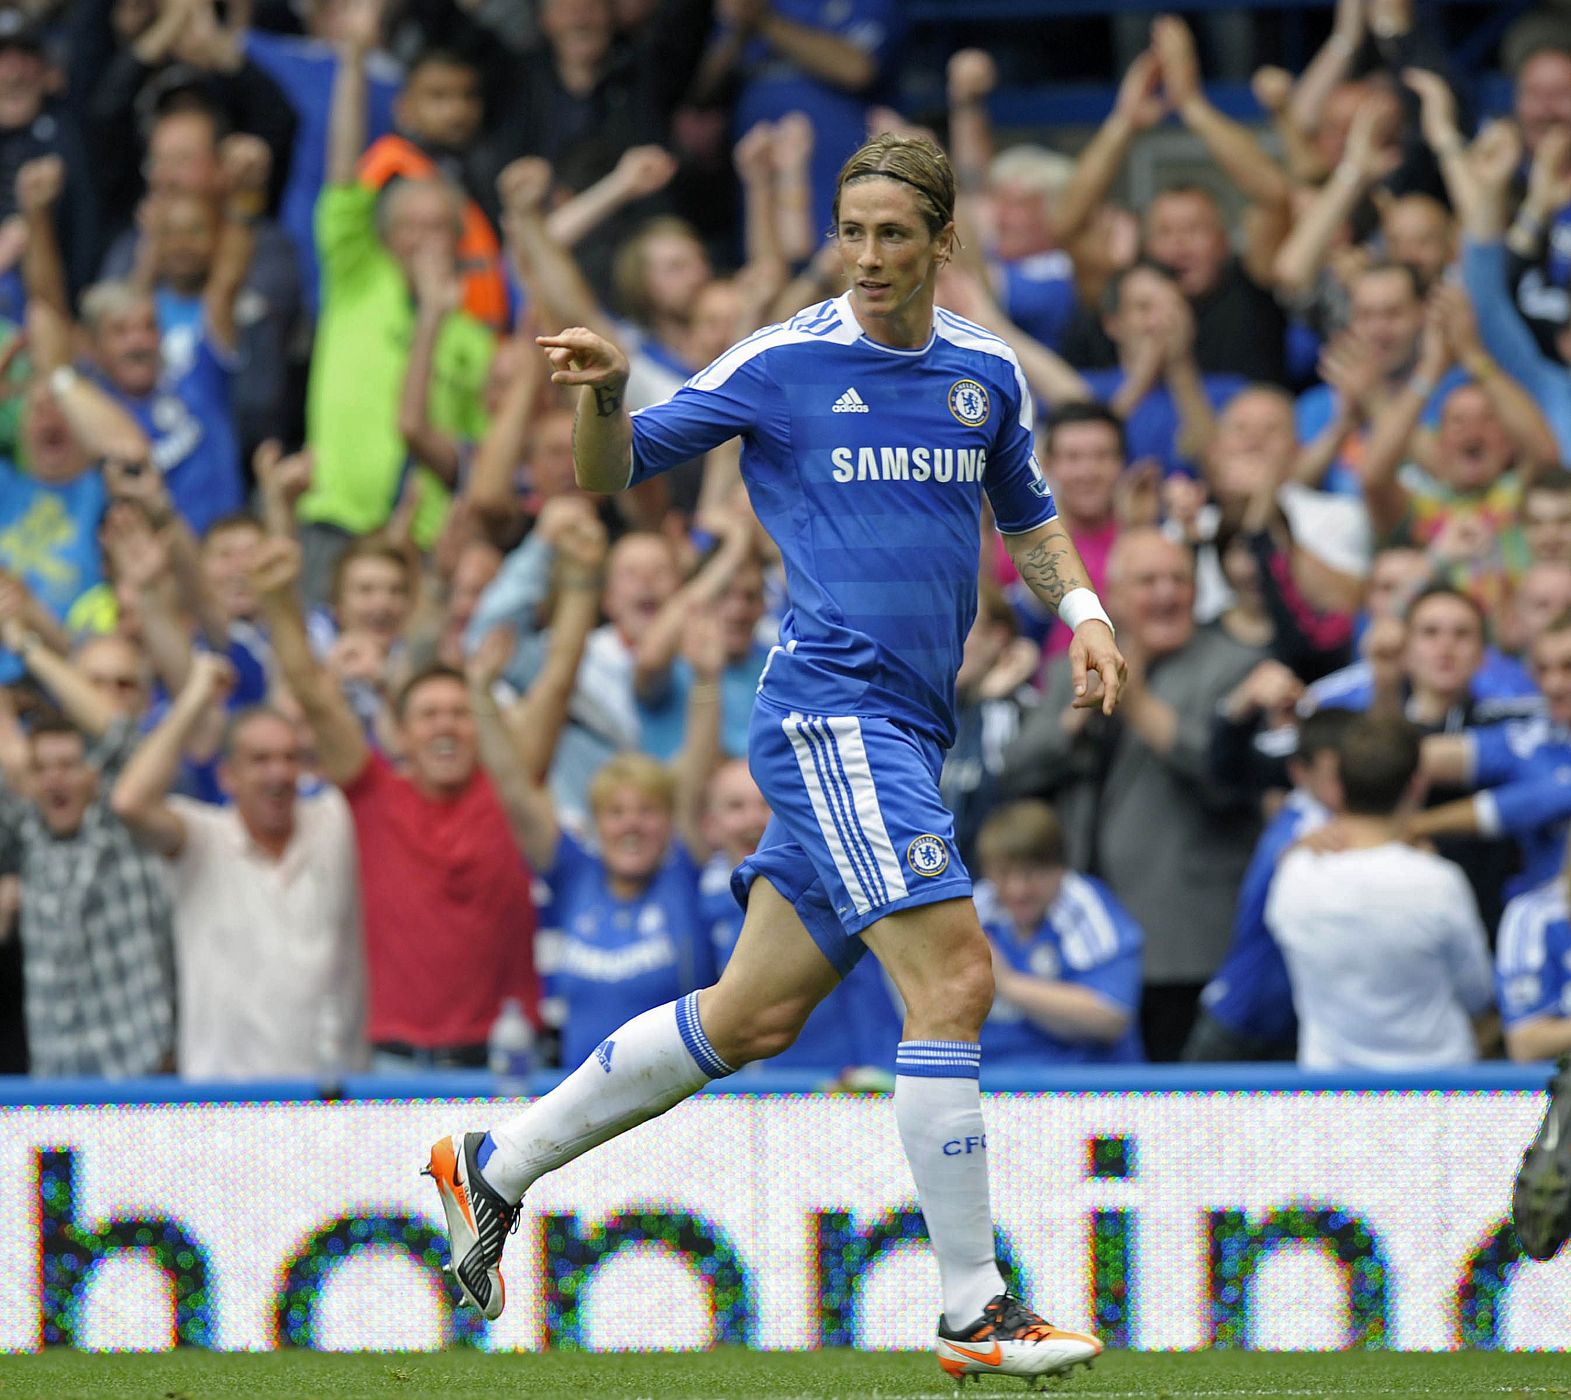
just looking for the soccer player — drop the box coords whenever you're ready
[425,133,1125,1382]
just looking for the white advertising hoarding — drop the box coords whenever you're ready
[0,1089,1566,1353]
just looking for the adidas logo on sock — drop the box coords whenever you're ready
[831,387,870,413]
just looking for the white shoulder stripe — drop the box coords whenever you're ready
[687,308,855,393]
[1053,871,1122,969]
[933,309,1032,432]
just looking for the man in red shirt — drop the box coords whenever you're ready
[249,528,600,1069]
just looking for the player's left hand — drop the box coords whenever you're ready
[1069,621,1125,716]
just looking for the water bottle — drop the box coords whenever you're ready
[488,997,535,1098]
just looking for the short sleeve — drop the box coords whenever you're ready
[1484,772,1571,838]
[983,354,1056,536]
[629,352,768,486]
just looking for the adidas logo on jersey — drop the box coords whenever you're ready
[831,387,870,413]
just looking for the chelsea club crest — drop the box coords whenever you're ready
[948,379,990,426]
[907,834,950,877]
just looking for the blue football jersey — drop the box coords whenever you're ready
[1497,879,1571,1030]
[545,833,718,1068]
[980,871,1144,1066]
[630,296,1056,746]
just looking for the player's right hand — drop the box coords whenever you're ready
[536,327,630,391]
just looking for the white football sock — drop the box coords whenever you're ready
[894,1040,1007,1331]
[479,992,733,1203]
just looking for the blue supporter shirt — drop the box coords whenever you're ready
[243,30,401,313]
[102,326,243,537]
[629,296,1056,747]
[1199,790,1326,1046]
[1467,718,1571,897]
[704,853,902,1073]
[1081,368,1247,477]
[980,872,1144,1066]
[995,252,1077,352]
[731,0,898,243]
[1497,879,1571,1032]
[0,461,105,682]
[545,831,717,1069]
[1304,653,1542,727]
[637,643,770,762]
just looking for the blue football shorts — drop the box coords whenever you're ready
[731,694,974,975]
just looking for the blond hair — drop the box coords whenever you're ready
[833,134,956,237]
[589,752,676,816]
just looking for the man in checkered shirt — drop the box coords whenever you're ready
[0,627,175,1076]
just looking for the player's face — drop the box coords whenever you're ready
[595,783,674,884]
[703,760,768,862]
[399,676,478,793]
[835,179,953,347]
[221,714,301,843]
[1532,629,1571,727]
[1404,596,1484,698]
[32,731,95,838]
[1525,490,1571,564]
[988,861,1063,935]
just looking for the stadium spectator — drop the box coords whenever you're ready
[357,46,507,330]
[111,652,366,1079]
[975,800,1144,1066]
[1505,43,1571,360]
[0,618,175,1076]
[1496,849,1571,1063]
[99,103,303,463]
[1268,712,1493,1070]
[1002,528,1263,1060]
[295,11,493,589]
[1018,403,1125,660]
[251,533,543,1071]
[1055,17,1292,384]
[1187,707,1351,1062]
[239,0,403,310]
[1081,261,1243,479]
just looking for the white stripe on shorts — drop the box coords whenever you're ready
[819,715,909,905]
[784,712,877,914]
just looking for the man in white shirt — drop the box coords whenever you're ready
[1267,711,1494,1070]
[111,653,365,1079]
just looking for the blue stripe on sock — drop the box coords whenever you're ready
[896,1039,982,1079]
[476,1133,496,1171]
[675,992,734,1079]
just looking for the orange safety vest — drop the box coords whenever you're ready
[358,134,509,331]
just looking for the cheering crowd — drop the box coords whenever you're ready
[3,0,1571,1079]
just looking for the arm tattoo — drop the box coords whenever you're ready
[592,384,624,418]
[1015,527,1089,609]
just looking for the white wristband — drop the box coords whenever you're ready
[1058,587,1114,636]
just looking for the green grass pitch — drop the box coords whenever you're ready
[0,1349,1567,1400]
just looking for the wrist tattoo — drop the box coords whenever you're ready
[592,384,623,418]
